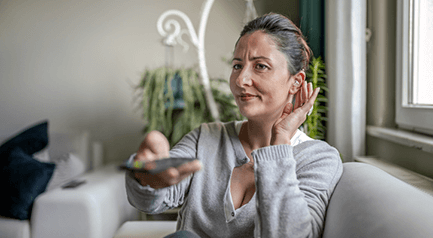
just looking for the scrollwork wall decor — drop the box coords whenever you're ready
[157,0,220,121]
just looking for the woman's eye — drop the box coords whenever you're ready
[256,64,268,70]
[233,64,242,70]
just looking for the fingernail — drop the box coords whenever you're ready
[195,160,203,171]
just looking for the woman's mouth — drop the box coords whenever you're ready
[239,93,258,101]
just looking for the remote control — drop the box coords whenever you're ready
[62,179,86,189]
[119,157,197,174]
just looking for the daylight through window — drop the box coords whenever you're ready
[411,0,433,106]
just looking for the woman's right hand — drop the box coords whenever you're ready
[133,130,201,189]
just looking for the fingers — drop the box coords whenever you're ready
[293,81,302,109]
[301,87,320,113]
[294,83,304,109]
[302,81,308,104]
[137,131,170,161]
[162,160,201,185]
[135,160,202,189]
[136,148,157,161]
[282,102,293,115]
[299,82,317,105]
[176,160,202,179]
[134,130,172,187]
[308,82,313,98]
[294,82,314,109]
[154,167,183,187]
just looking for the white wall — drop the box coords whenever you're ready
[0,0,246,164]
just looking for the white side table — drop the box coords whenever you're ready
[114,221,177,238]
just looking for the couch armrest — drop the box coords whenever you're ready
[323,162,433,238]
[0,216,30,238]
[31,164,140,238]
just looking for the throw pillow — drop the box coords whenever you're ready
[0,147,55,220]
[0,121,49,160]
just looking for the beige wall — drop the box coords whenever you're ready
[256,0,300,25]
[0,0,245,163]
[0,0,294,164]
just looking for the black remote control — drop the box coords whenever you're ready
[62,179,86,189]
[119,157,197,174]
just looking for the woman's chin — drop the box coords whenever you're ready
[239,109,266,121]
[239,106,283,123]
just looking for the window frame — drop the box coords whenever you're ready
[396,0,433,135]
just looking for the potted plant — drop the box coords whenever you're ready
[136,66,244,146]
[303,57,328,140]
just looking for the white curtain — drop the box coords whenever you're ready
[325,0,367,162]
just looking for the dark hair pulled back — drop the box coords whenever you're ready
[237,13,311,75]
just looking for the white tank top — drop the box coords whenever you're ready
[234,120,313,146]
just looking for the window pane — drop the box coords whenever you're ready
[413,0,433,105]
[396,0,433,134]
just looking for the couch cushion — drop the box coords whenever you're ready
[46,153,85,190]
[323,162,433,238]
[48,131,91,171]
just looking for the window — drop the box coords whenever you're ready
[396,0,433,135]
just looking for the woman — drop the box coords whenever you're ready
[126,13,342,238]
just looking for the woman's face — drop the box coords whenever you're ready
[230,31,295,122]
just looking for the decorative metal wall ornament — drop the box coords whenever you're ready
[244,0,258,24]
[156,0,220,121]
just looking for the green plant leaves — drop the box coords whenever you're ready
[137,67,244,146]
[304,57,328,140]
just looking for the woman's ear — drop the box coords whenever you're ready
[289,70,306,95]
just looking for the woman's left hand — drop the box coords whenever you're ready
[270,82,320,145]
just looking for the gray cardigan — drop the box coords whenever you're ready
[126,121,342,238]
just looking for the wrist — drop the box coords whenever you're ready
[270,134,291,145]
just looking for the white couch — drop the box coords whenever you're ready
[114,162,433,238]
[1,165,139,238]
[0,130,139,238]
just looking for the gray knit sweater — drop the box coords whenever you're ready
[125,121,342,238]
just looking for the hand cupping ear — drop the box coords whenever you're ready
[272,83,320,145]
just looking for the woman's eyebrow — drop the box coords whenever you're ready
[232,56,270,62]
[251,56,271,61]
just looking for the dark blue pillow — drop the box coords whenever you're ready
[0,147,55,220]
[0,120,54,220]
[0,121,49,160]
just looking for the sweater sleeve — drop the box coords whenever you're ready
[251,140,342,238]
[125,127,201,214]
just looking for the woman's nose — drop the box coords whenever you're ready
[236,71,253,87]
